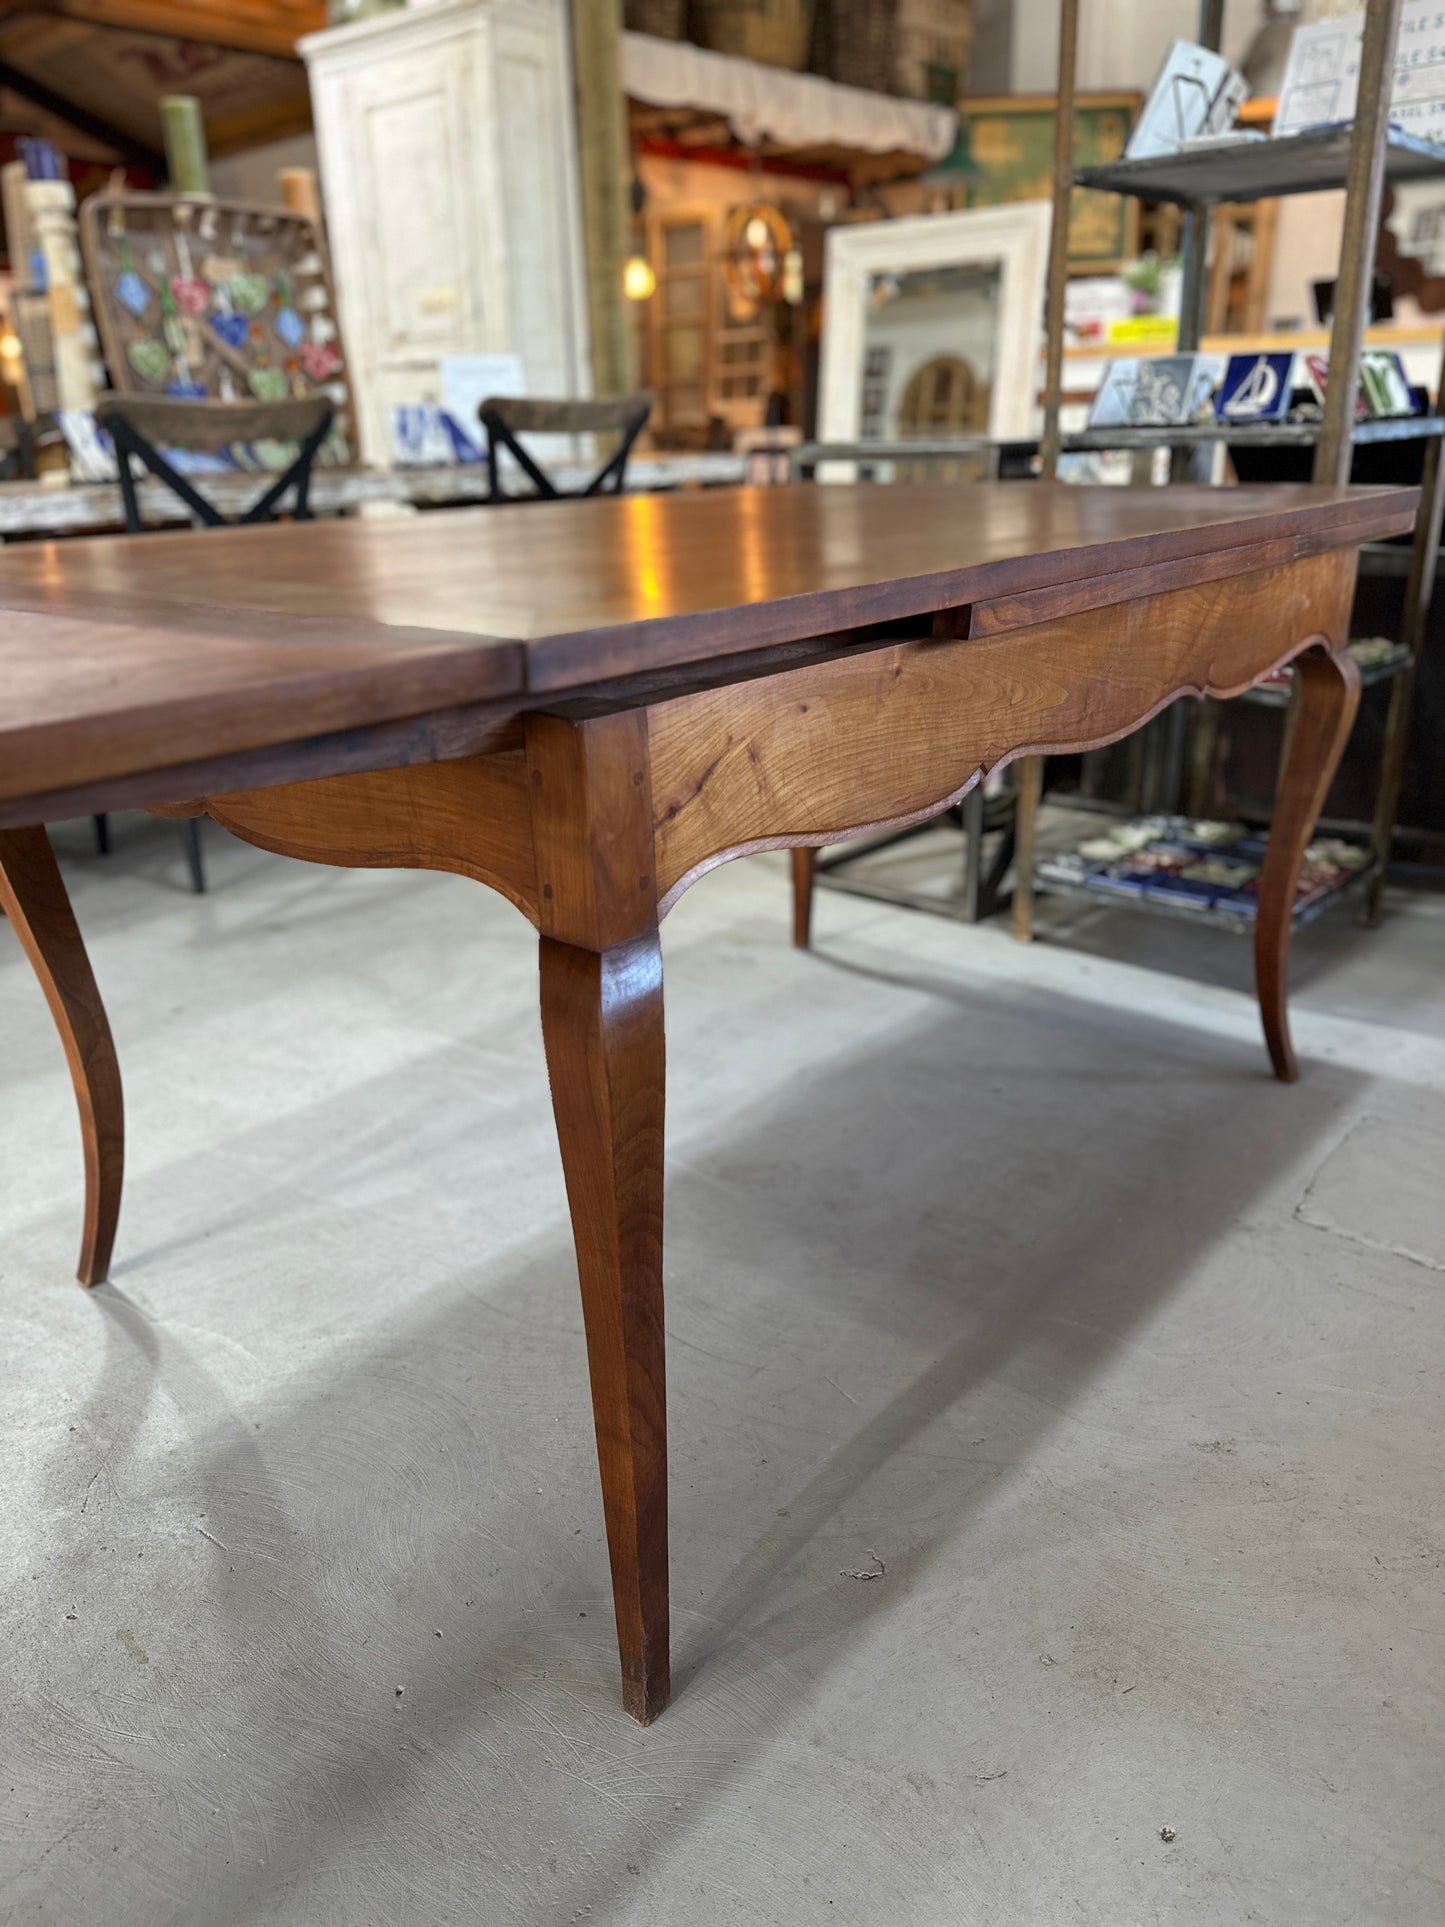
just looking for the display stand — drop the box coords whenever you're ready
[1016,0,1442,938]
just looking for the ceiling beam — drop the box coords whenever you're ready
[0,55,164,166]
[207,89,312,156]
[0,1,324,60]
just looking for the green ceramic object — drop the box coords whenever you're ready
[247,366,288,402]
[161,94,209,196]
[127,337,170,384]
[229,272,270,317]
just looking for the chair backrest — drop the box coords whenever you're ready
[479,393,652,501]
[95,394,334,531]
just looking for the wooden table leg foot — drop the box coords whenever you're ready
[540,930,669,1723]
[1254,646,1361,1083]
[790,847,816,949]
[0,826,124,1284]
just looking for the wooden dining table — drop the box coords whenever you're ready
[0,480,1417,1722]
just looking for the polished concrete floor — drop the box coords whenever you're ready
[2,816,1442,1926]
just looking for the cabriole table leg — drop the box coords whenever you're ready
[0,825,124,1284]
[1254,644,1362,1083]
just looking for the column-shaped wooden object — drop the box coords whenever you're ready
[570,0,634,397]
[1012,0,1079,942]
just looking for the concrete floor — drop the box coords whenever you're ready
[2,815,1442,1926]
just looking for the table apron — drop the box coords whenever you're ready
[647,548,1357,912]
[184,547,1356,934]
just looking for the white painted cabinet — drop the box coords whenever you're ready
[300,0,590,463]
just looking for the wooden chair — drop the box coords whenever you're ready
[91,394,335,891]
[478,393,652,501]
[95,395,334,532]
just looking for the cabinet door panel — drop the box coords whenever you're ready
[349,44,480,359]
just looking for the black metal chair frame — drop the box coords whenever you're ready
[98,400,334,532]
[479,394,652,502]
[90,397,336,892]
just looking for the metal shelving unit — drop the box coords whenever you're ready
[1074,125,1445,206]
[1061,417,1445,452]
[1017,0,1445,941]
[1038,831,1378,933]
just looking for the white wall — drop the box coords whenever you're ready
[1009,0,1267,94]
[969,0,1014,92]
[1266,191,1347,328]
[209,133,321,210]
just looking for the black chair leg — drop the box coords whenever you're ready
[181,818,206,895]
[93,814,110,856]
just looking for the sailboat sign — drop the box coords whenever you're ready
[1215,352,1297,423]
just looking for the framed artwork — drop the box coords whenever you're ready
[1274,2,1445,143]
[1125,42,1245,159]
[819,203,1053,448]
[1360,349,1420,418]
[1089,354,1203,429]
[956,93,1141,273]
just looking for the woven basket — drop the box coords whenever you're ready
[811,0,898,93]
[895,0,972,101]
[624,0,688,36]
[696,0,817,70]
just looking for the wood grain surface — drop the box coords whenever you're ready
[0,484,1396,1724]
[525,710,659,952]
[539,932,669,1724]
[94,395,334,452]
[204,752,539,920]
[646,552,1355,909]
[0,484,1415,820]
[0,596,523,815]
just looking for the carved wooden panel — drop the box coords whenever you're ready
[190,552,1357,933]
[204,749,538,920]
[647,551,1357,910]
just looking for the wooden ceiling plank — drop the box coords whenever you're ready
[206,90,312,155]
[0,53,162,164]
[0,1,323,61]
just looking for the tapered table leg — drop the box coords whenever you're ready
[790,848,816,949]
[540,930,668,1723]
[1010,754,1044,942]
[0,826,124,1284]
[1254,646,1361,1083]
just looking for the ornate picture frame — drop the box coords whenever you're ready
[819,203,1053,448]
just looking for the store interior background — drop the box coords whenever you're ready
[3,6,1445,1924]
[0,1,1359,418]
[200,2,1349,365]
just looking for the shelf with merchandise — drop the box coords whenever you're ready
[1074,126,1445,209]
[1036,816,1378,933]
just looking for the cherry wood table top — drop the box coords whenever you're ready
[0,482,1416,822]
[0,476,1418,1723]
